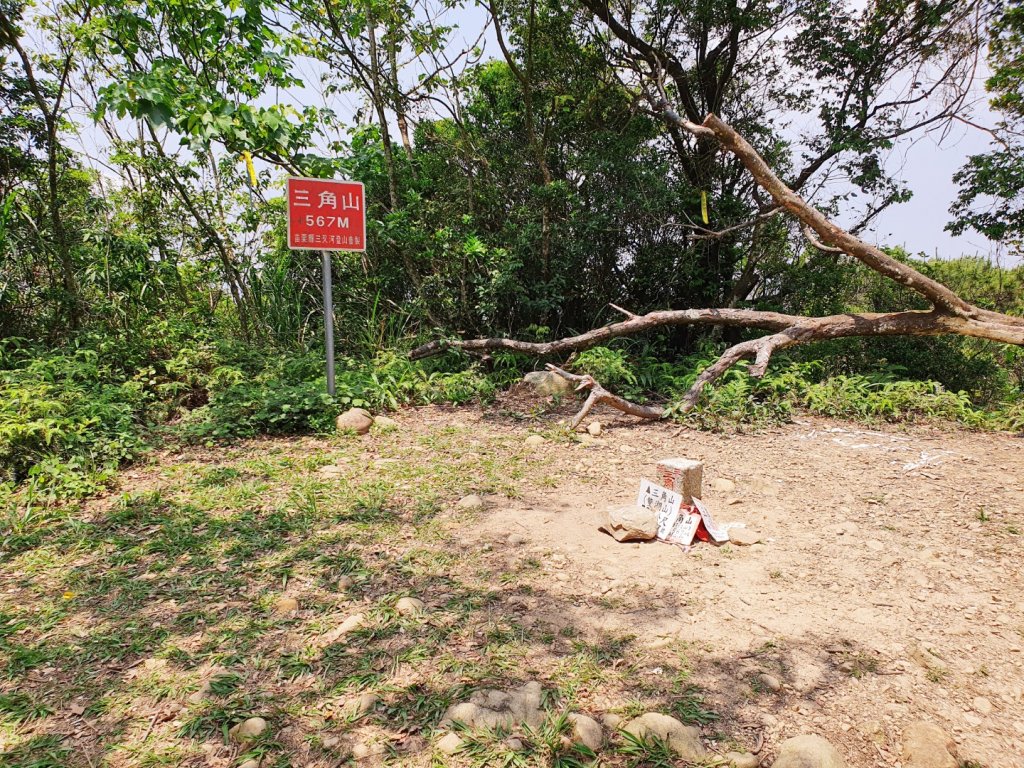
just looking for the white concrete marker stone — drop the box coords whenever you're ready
[656,458,704,504]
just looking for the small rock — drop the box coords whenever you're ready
[337,574,355,590]
[858,720,886,746]
[323,735,340,748]
[901,721,957,768]
[505,737,525,751]
[442,681,545,731]
[373,415,399,431]
[228,717,268,743]
[525,435,546,447]
[456,494,485,511]
[772,734,846,768]
[352,741,383,759]
[187,680,212,703]
[729,528,762,546]
[436,732,463,754]
[623,712,706,762]
[523,370,573,396]
[347,693,378,718]
[725,751,760,768]
[587,421,602,436]
[321,613,366,643]
[602,712,624,730]
[239,761,260,768]
[712,478,736,493]
[599,505,658,542]
[336,408,373,435]
[972,696,993,715]
[756,673,782,692]
[568,713,604,750]
[400,735,427,753]
[273,596,299,616]
[396,597,425,617]
[317,464,345,477]
[508,533,528,546]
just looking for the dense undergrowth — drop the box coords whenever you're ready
[2,321,1021,512]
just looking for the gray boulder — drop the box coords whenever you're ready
[523,371,573,396]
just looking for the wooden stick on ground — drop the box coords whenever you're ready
[545,364,664,429]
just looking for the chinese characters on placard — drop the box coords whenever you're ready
[290,189,362,212]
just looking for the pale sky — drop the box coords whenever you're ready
[56,2,1016,267]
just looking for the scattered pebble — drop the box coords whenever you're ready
[568,713,604,750]
[728,528,762,546]
[587,421,602,436]
[525,435,546,447]
[725,752,760,768]
[507,533,528,546]
[273,596,298,616]
[373,415,399,431]
[321,613,366,644]
[757,673,782,692]
[337,574,355,590]
[228,717,267,743]
[436,732,463,754]
[902,721,958,768]
[336,408,373,435]
[772,734,846,768]
[395,597,425,617]
[456,494,485,511]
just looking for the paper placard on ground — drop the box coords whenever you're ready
[693,497,730,543]
[637,480,683,539]
[663,510,701,545]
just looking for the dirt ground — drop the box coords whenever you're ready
[454,402,1024,767]
[2,399,1022,768]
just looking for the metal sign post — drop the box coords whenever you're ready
[286,177,366,397]
[321,249,335,396]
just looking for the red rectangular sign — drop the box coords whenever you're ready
[287,177,366,251]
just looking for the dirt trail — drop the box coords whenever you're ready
[441,406,1024,767]
[4,403,1021,768]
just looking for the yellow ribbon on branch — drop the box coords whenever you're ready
[241,151,258,188]
[701,190,709,225]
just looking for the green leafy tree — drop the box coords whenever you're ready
[949,2,1024,258]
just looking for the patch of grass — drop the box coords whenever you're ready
[0,734,72,767]
[452,713,597,768]
[840,652,880,679]
[670,685,718,725]
[0,691,51,723]
[616,730,676,768]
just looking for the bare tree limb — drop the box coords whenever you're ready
[802,225,845,254]
[671,112,980,319]
[545,365,665,428]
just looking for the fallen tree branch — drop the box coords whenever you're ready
[410,307,803,359]
[411,305,1024,361]
[545,364,664,428]
[411,112,1024,426]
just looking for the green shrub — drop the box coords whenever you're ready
[0,348,147,498]
[571,346,637,392]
